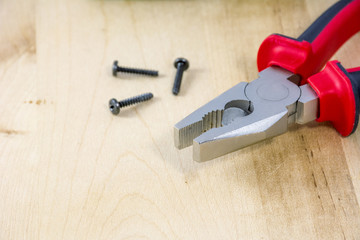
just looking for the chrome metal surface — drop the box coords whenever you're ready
[174,66,316,162]
[296,84,319,124]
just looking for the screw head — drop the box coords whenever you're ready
[109,98,120,115]
[112,60,119,76]
[174,58,189,71]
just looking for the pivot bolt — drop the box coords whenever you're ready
[112,60,159,77]
[172,58,190,95]
[109,93,154,115]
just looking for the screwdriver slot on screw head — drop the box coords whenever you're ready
[112,60,159,77]
[172,58,190,95]
[109,93,154,115]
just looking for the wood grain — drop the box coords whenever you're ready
[1,0,360,239]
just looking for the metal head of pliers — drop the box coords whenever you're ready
[174,67,319,162]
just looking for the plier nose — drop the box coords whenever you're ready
[175,67,318,162]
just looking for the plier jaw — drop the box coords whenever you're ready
[174,81,248,150]
[175,67,318,162]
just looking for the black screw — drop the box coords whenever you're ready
[112,60,158,77]
[172,58,190,95]
[109,92,154,115]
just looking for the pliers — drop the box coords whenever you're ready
[174,0,360,162]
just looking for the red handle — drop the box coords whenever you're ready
[257,0,360,83]
[307,61,357,136]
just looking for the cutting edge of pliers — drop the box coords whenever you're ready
[175,0,360,162]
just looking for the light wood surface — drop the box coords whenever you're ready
[1,0,360,239]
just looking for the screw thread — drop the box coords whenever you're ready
[117,66,158,77]
[172,64,185,95]
[118,93,154,108]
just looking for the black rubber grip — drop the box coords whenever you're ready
[350,70,360,82]
[337,63,360,134]
[298,0,352,42]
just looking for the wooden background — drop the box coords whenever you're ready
[1,0,360,239]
